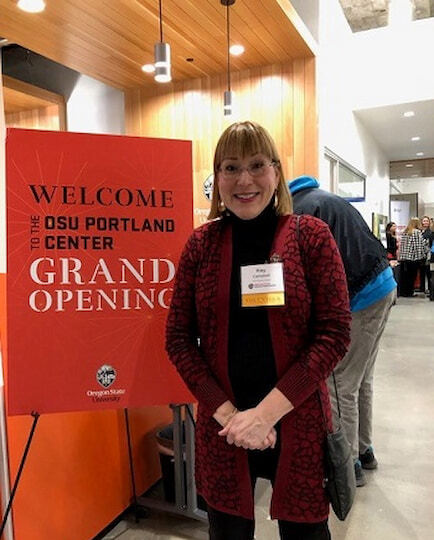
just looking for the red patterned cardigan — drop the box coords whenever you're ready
[166,214,351,523]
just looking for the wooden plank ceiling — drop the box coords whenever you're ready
[0,0,316,90]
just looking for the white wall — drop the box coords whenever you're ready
[351,18,434,109]
[351,118,390,223]
[67,74,125,135]
[318,0,390,225]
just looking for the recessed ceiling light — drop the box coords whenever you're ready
[17,0,45,13]
[141,64,155,73]
[229,44,245,56]
[405,164,413,167]
[416,152,424,156]
[411,136,421,141]
[403,111,414,117]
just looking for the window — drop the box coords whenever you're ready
[324,148,366,201]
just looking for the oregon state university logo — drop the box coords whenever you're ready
[203,174,214,201]
[96,364,116,388]
[87,365,125,403]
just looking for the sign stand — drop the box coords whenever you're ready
[138,404,207,523]
[0,411,40,537]
[0,405,203,538]
[123,409,147,522]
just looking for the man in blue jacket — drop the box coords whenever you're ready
[289,175,397,487]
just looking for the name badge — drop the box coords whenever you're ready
[241,263,285,307]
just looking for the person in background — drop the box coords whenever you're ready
[386,221,400,296]
[419,216,433,294]
[430,224,434,301]
[166,122,351,540]
[288,175,397,488]
[385,222,398,260]
[398,217,428,297]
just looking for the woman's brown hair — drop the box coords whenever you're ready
[208,121,292,219]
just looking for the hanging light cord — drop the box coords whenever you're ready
[159,0,164,42]
[227,4,231,91]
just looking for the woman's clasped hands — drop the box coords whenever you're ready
[218,408,277,451]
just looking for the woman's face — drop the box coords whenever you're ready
[421,217,430,229]
[390,223,396,234]
[217,153,279,220]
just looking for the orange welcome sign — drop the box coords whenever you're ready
[6,128,194,415]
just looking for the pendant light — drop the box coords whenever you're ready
[221,0,236,115]
[154,0,171,83]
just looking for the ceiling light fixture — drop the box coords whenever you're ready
[221,0,236,116]
[416,152,424,156]
[411,136,420,141]
[405,164,413,167]
[403,111,414,117]
[17,0,45,12]
[142,64,155,73]
[230,44,245,56]
[154,0,171,83]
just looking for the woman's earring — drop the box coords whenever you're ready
[274,189,279,208]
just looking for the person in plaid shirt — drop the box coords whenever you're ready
[398,217,429,297]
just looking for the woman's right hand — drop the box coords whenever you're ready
[214,402,277,450]
[257,427,277,450]
[219,409,278,451]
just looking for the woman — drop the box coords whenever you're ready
[398,217,428,297]
[419,216,433,293]
[166,121,351,540]
[386,222,398,260]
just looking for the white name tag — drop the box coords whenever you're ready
[241,262,285,307]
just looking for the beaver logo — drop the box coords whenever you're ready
[203,174,214,201]
[96,365,116,388]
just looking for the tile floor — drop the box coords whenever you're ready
[102,295,434,540]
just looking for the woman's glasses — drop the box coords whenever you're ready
[219,160,276,179]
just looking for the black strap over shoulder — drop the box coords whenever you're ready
[294,213,342,430]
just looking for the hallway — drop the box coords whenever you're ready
[104,296,434,540]
[330,295,434,540]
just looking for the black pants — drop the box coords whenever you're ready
[430,268,434,301]
[417,263,430,292]
[207,448,331,540]
[208,507,331,540]
[400,260,420,296]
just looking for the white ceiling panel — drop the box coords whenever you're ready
[355,100,434,160]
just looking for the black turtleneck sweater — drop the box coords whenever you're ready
[226,200,279,410]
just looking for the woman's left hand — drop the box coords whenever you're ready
[218,408,274,450]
